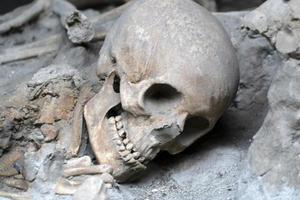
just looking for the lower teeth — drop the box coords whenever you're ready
[109,116,146,166]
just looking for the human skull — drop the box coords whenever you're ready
[84,0,239,182]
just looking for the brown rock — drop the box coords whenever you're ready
[3,178,29,191]
[36,88,76,124]
[40,124,58,142]
[0,149,24,177]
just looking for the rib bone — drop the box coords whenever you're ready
[63,165,113,177]
[0,0,50,34]
[0,35,62,64]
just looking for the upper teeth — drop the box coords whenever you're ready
[115,116,122,122]
[109,116,146,167]
[118,129,126,138]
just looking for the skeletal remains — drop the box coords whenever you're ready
[84,0,239,182]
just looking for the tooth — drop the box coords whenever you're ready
[118,129,126,138]
[117,145,126,151]
[123,138,129,145]
[119,150,130,157]
[116,121,123,129]
[132,152,140,159]
[126,143,134,150]
[138,157,145,163]
[123,154,133,162]
[108,117,116,124]
[115,115,122,122]
[126,158,137,164]
[116,140,122,146]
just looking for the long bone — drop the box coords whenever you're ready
[0,0,50,34]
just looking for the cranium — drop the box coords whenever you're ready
[84,0,239,182]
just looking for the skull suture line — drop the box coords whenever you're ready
[84,0,239,182]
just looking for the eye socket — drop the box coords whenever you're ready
[144,83,182,112]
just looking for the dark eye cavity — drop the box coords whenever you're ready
[143,83,182,112]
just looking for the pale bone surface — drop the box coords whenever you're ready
[84,0,239,182]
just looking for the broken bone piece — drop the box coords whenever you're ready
[0,35,62,64]
[98,173,115,184]
[73,176,107,200]
[55,173,115,195]
[55,177,81,195]
[0,0,50,34]
[64,156,92,169]
[84,0,239,182]
[52,0,95,44]
[63,164,113,177]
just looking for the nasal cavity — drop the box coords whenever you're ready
[175,116,210,145]
[143,83,182,112]
[183,116,210,134]
[113,74,120,93]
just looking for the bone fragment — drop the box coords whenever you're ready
[0,35,62,64]
[68,84,95,157]
[63,165,113,177]
[55,173,115,195]
[53,0,95,44]
[0,0,50,34]
[54,1,132,43]
[64,156,92,169]
[0,191,31,200]
[55,177,81,195]
[98,173,114,184]
[73,176,107,200]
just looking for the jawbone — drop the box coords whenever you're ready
[84,72,147,182]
